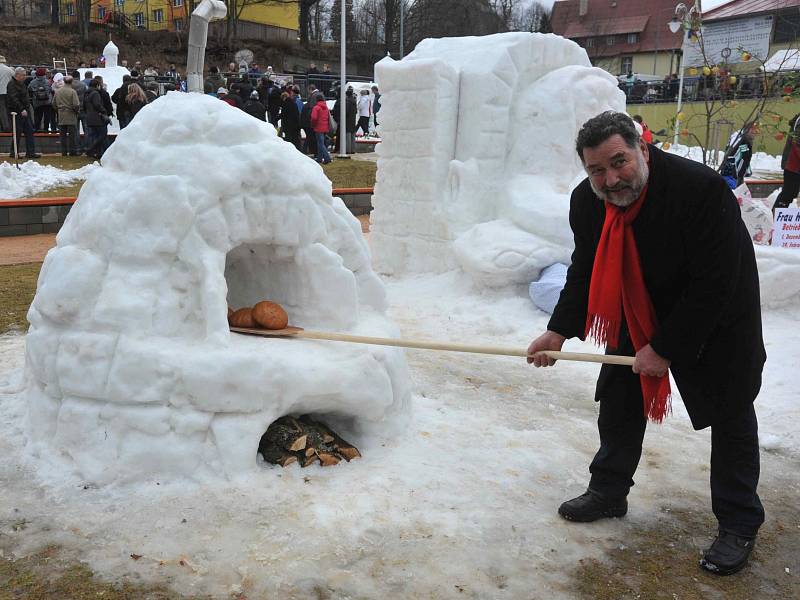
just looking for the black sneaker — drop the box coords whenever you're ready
[700,530,756,575]
[558,488,628,522]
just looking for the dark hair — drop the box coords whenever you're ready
[632,114,643,124]
[71,69,80,78]
[576,111,640,160]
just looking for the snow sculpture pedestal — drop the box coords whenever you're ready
[371,32,626,286]
[24,93,411,485]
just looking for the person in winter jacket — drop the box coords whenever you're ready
[528,111,765,577]
[52,72,65,92]
[356,88,371,136]
[775,113,800,210]
[70,70,88,153]
[267,83,282,126]
[204,66,226,95]
[126,83,149,122]
[333,88,357,153]
[28,67,55,132]
[280,88,301,149]
[112,74,133,129]
[371,85,381,127]
[300,96,317,155]
[6,67,40,158]
[83,78,110,159]
[53,75,81,155]
[243,90,267,121]
[310,94,332,164]
[0,55,14,132]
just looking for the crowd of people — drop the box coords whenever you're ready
[203,66,381,164]
[0,53,381,163]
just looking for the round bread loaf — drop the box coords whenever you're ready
[253,301,289,330]
[230,307,257,328]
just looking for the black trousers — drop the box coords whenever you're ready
[357,115,370,135]
[588,349,764,537]
[59,124,77,155]
[774,170,800,209]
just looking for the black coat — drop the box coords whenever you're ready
[548,145,765,430]
[6,77,32,114]
[243,99,266,121]
[83,88,108,126]
[280,97,300,133]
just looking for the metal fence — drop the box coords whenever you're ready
[624,72,796,104]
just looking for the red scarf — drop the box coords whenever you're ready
[585,184,672,423]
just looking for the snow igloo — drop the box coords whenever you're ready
[24,93,411,485]
[370,32,626,285]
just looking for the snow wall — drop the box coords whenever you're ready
[370,32,626,286]
[369,31,800,307]
[24,93,412,485]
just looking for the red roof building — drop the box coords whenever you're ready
[550,0,686,77]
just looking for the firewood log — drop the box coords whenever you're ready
[318,452,341,467]
[262,417,308,452]
[258,441,299,467]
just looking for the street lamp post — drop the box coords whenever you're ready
[400,1,405,59]
[669,1,701,145]
[339,0,347,158]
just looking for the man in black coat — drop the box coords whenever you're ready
[528,111,765,576]
[83,78,110,159]
[6,67,41,158]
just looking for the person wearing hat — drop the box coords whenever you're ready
[7,67,41,158]
[28,66,54,133]
[0,55,14,131]
[243,89,266,121]
[217,87,236,107]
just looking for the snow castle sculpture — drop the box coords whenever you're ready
[24,93,411,484]
[370,32,626,286]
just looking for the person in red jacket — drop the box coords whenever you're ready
[632,115,653,144]
[310,93,332,164]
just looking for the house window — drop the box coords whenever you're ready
[97,6,106,18]
[606,35,616,45]
[585,37,594,48]
[173,0,183,6]
[152,8,163,22]
[115,0,124,6]
[621,56,633,74]
[774,12,800,43]
[66,2,74,15]
[134,11,144,26]
[627,32,640,44]
[174,17,184,31]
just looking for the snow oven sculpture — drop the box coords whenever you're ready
[24,93,411,484]
[370,33,626,286]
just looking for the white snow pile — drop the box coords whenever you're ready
[663,142,782,179]
[0,160,98,199]
[370,32,626,286]
[24,92,411,485]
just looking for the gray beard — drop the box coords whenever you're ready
[589,159,650,207]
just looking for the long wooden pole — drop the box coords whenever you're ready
[230,327,636,367]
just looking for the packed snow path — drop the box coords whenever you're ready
[1,272,798,598]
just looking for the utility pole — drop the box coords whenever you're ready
[400,1,404,58]
[338,0,347,158]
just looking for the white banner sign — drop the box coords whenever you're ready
[683,15,773,67]
[772,208,800,249]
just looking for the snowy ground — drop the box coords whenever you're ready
[0,160,98,199]
[1,271,798,598]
